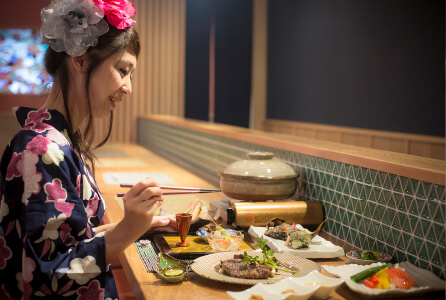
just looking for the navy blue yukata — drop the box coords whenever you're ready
[0,107,118,299]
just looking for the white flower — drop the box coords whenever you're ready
[35,214,67,242]
[42,143,64,166]
[40,0,109,56]
[66,256,101,284]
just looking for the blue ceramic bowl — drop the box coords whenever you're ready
[196,228,238,243]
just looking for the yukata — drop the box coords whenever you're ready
[0,107,118,299]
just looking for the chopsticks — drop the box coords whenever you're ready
[116,184,221,197]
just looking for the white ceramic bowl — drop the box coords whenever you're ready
[291,270,344,299]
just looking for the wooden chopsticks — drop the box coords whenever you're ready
[116,184,221,197]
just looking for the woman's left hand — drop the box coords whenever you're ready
[148,215,177,233]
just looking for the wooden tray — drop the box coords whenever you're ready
[150,231,257,260]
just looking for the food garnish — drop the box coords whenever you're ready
[362,251,379,261]
[350,264,415,290]
[207,213,229,237]
[239,236,296,274]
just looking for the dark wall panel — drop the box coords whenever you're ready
[214,0,252,128]
[267,0,445,137]
[185,0,212,121]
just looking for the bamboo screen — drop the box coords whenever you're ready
[94,0,186,144]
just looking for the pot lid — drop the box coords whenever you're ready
[221,152,297,178]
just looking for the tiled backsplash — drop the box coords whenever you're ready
[138,118,445,279]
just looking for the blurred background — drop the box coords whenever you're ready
[0,0,444,159]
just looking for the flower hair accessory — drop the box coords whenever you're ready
[41,0,137,57]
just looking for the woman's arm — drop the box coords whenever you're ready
[104,178,163,264]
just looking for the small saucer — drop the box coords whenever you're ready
[346,250,392,265]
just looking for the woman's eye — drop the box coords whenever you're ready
[120,69,128,76]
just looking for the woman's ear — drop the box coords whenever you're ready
[70,54,87,73]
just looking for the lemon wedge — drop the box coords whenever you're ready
[164,268,184,277]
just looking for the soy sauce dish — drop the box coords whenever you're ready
[156,252,188,283]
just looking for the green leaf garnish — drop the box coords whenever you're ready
[238,236,296,274]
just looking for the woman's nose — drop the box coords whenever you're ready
[121,77,132,95]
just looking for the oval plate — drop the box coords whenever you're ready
[346,250,392,265]
[191,250,320,285]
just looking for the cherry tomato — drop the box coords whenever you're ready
[385,268,413,290]
[363,279,375,288]
[369,274,380,286]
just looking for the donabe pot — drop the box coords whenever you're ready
[219,152,298,200]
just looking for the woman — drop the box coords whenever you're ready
[0,0,174,298]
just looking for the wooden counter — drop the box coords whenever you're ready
[96,143,444,300]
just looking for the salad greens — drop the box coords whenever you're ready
[362,251,378,261]
[239,236,296,274]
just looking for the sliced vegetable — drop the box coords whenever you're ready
[363,279,375,288]
[385,268,413,290]
[190,201,202,220]
[374,268,390,289]
[369,274,380,286]
[350,265,389,283]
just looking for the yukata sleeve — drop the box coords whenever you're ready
[6,132,109,296]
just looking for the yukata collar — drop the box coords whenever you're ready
[13,106,71,136]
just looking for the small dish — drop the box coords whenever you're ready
[196,228,239,243]
[346,250,392,265]
[291,270,344,299]
[207,230,244,251]
[227,276,319,300]
[155,265,187,283]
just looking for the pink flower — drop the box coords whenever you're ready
[26,135,51,155]
[46,129,69,146]
[77,280,104,300]
[16,150,38,179]
[5,152,22,181]
[76,175,81,197]
[44,179,67,201]
[0,236,12,270]
[93,0,136,29]
[25,109,50,125]
[85,194,100,218]
[60,223,75,246]
[29,122,51,133]
[54,201,75,217]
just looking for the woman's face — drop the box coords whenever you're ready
[89,50,137,119]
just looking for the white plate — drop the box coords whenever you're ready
[227,271,345,300]
[190,250,321,285]
[248,226,345,258]
[322,261,445,297]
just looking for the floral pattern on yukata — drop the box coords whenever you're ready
[0,107,118,299]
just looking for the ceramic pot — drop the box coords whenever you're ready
[219,152,298,200]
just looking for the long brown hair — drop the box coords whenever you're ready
[44,23,140,182]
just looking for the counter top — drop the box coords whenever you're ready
[96,143,444,300]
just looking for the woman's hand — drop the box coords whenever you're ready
[105,177,163,264]
[121,177,164,234]
[148,215,178,233]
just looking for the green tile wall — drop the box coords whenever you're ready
[138,118,446,279]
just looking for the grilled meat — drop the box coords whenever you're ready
[220,258,274,279]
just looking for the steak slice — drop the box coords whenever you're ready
[220,258,274,279]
